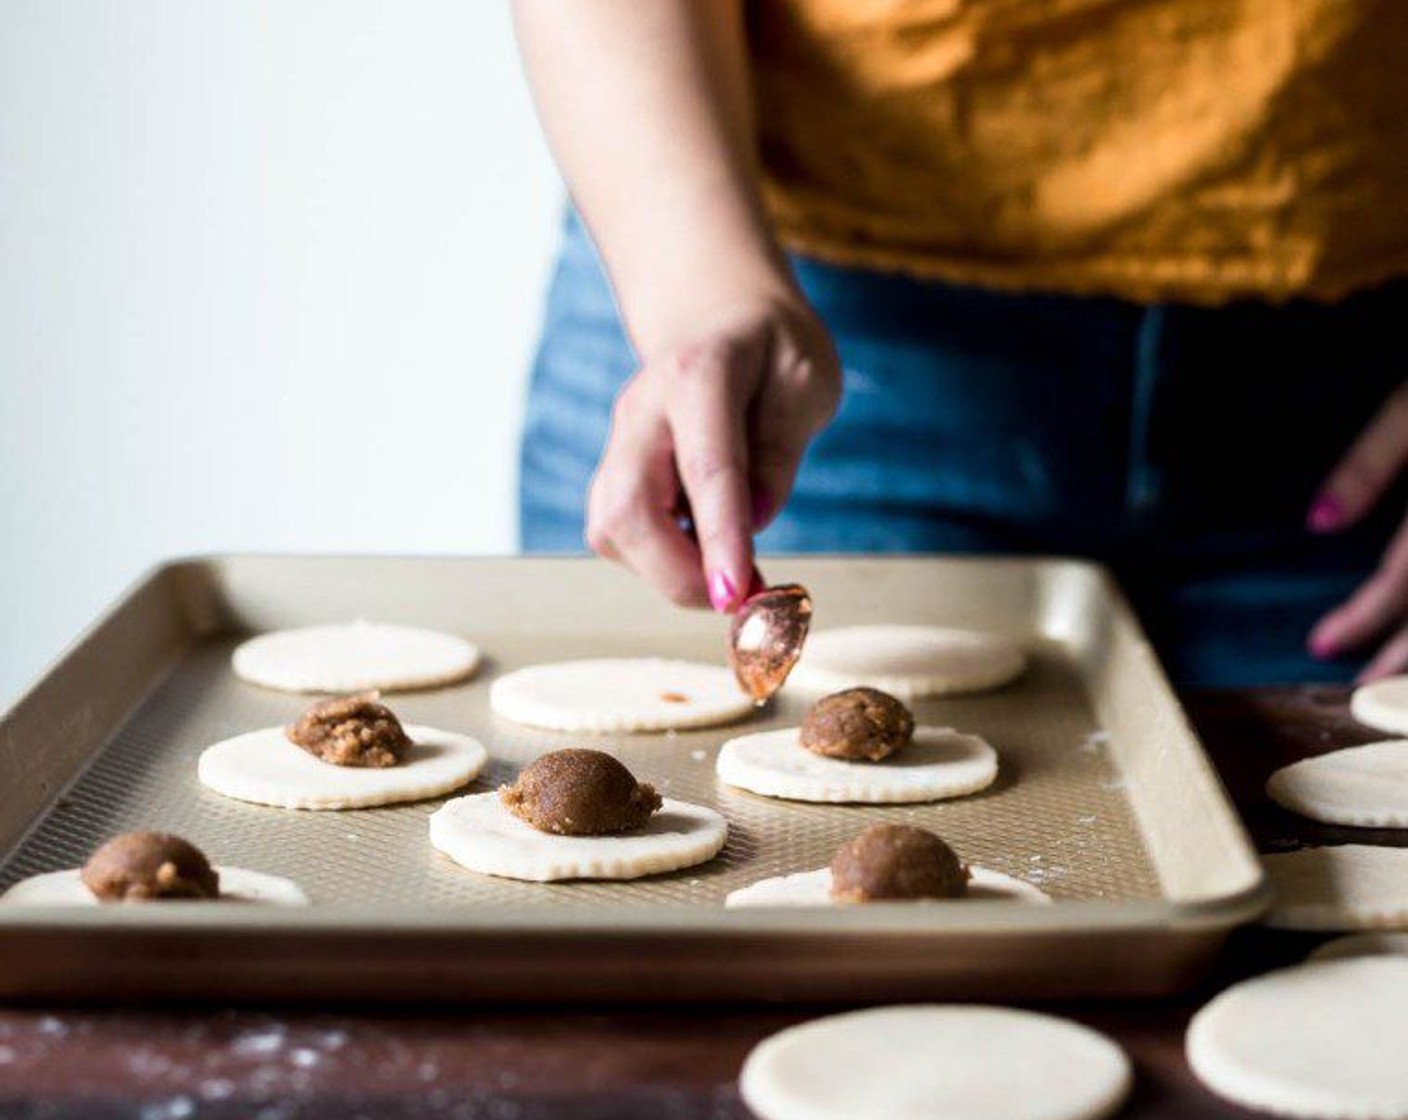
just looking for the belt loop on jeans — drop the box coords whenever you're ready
[1125,304,1167,521]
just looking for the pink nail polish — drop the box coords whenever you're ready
[1307,495,1344,533]
[708,571,737,613]
[1310,633,1338,660]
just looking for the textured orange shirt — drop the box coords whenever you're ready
[748,0,1408,304]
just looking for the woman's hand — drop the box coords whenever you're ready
[1307,381,1408,680]
[586,294,841,612]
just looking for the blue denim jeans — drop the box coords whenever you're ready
[520,212,1408,686]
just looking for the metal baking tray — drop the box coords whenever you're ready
[0,554,1267,1002]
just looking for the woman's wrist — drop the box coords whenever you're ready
[594,175,799,360]
[621,236,802,360]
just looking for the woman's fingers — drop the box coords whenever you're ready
[1309,513,1408,659]
[665,337,765,612]
[747,327,842,528]
[1308,383,1408,532]
[586,379,709,607]
[1357,622,1408,683]
[587,298,841,614]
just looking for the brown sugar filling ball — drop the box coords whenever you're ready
[829,824,970,903]
[80,831,221,902]
[800,688,915,762]
[286,692,412,768]
[500,748,662,836]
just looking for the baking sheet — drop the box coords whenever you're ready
[0,555,1268,1002]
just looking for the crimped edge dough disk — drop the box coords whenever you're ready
[1267,740,1408,827]
[1350,677,1408,735]
[1,867,309,905]
[725,866,1052,908]
[716,726,998,804]
[198,725,487,810]
[489,658,756,733]
[789,625,1027,699]
[1263,845,1408,931]
[232,621,481,693]
[1308,932,1408,963]
[1187,958,1408,1120]
[429,792,727,882]
[740,1005,1131,1120]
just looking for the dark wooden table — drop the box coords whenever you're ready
[0,686,1398,1119]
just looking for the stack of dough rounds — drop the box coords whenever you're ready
[232,621,480,693]
[740,1006,1131,1120]
[1266,741,1408,827]
[725,865,1050,908]
[429,793,727,882]
[1,867,308,905]
[789,625,1026,699]
[1263,845,1408,931]
[1350,676,1408,735]
[716,726,998,804]
[198,725,488,810]
[1187,957,1408,1120]
[489,658,756,733]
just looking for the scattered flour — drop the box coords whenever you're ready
[139,1098,194,1120]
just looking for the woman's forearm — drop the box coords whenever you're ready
[513,0,794,356]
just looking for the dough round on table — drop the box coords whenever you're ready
[789,625,1026,699]
[1263,845,1408,931]
[740,1005,1131,1120]
[232,622,480,693]
[489,658,756,733]
[1267,741,1408,827]
[1,867,308,905]
[1308,932,1408,963]
[1187,957,1408,1120]
[198,725,487,810]
[716,726,998,804]
[1350,676,1408,735]
[725,865,1051,908]
[429,792,726,881]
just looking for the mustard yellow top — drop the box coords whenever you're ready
[748,0,1408,304]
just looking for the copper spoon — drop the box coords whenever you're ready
[728,583,813,703]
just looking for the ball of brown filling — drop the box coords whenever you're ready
[829,824,969,903]
[800,688,915,761]
[286,692,412,768]
[500,748,662,836]
[80,831,220,902]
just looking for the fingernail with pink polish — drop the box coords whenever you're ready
[1307,495,1344,533]
[1309,633,1338,660]
[708,571,738,613]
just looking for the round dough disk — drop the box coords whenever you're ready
[198,725,487,810]
[1187,957,1408,1120]
[1267,741,1408,827]
[1263,845,1408,931]
[725,865,1052,908]
[232,621,480,693]
[0,866,309,905]
[789,625,1027,699]
[1308,932,1408,963]
[429,792,727,881]
[1350,676,1408,735]
[740,1005,1131,1120]
[489,658,756,733]
[716,726,998,804]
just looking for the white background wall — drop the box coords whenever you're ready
[0,2,564,705]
